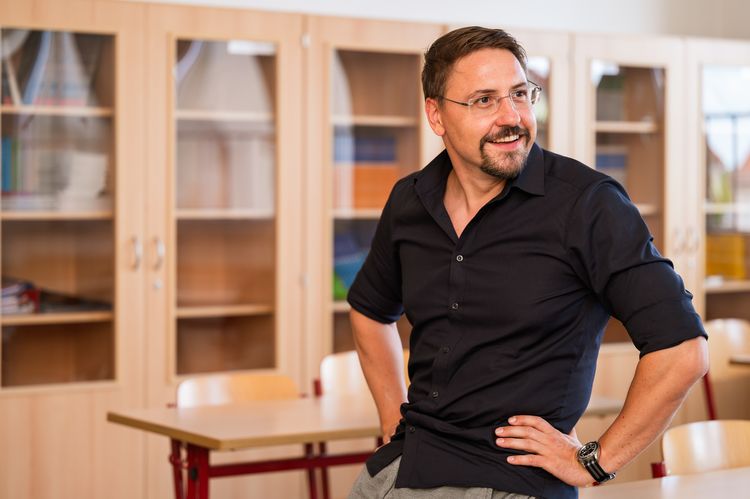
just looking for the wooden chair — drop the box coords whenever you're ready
[313,349,410,499]
[171,373,320,499]
[661,419,750,475]
[318,349,410,396]
[702,319,750,420]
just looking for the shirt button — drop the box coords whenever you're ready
[456,255,464,262]
[450,302,459,310]
[431,391,439,398]
[442,346,450,354]
[408,426,416,433]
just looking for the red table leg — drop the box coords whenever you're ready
[169,439,186,499]
[186,444,210,499]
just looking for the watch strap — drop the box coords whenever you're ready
[583,457,616,484]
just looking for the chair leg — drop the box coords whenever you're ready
[702,372,717,420]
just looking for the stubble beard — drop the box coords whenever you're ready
[479,126,530,181]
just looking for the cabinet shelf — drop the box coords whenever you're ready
[705,202,750,215]
[175,109,273,123]
[1,211,113,221]
[0,104,114,118]
[704,279,750,294]
[332,301,350,313]
[333,208,382,219]
[176,209,274,220]
[1,311,113,326]
[635,203,660,216]
[332,114,418,127]
[594,121,659,134]
[176,304,274,319]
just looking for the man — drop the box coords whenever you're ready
[347,26,708,498]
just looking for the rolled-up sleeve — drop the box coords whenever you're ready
[566,180,707,356]
[347,183,405,324]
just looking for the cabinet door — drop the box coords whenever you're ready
[145,4,304,395]
[304,17,444,372]
[573,34,686,343]
[0,1,145,498]
[687,39,750,321]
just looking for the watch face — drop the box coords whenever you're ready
[578,441,599,459]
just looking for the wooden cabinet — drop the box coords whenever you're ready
[143,2,305,394]
[0,0,145,497]
[303,16,444,372]
[573,33,691,342]
[686,38,750,323]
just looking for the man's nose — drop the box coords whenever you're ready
[493,96,521,127]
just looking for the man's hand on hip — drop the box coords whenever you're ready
[495,415,593,487]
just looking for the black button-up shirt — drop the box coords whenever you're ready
[347,144,706,498]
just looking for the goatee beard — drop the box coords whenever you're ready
[479,126,530,180]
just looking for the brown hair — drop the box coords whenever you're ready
[422,26,528,100]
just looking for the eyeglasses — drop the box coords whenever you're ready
[441,81,542,116]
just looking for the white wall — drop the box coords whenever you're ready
[133,0,749,39]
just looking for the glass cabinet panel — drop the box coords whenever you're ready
[590,61,666,342]
[0,29,115,387]
[173,38,277,375]
[527,56,550,149]
[330,50,420,352]
[703,65,750,319]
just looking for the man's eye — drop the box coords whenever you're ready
[473,96,494,107]
[511,89,528,100]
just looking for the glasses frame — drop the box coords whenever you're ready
[440,80,542,114]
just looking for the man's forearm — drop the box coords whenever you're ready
[350,308,408,442]
[597,336,709,474]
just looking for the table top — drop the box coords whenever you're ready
[578,466,750,498]
[107,394,623,451]
[730,353,750,365]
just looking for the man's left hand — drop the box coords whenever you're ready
[495,415,594,487]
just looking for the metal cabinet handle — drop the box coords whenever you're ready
[131,236,143,270]
[153,237,165,270]
[672,228,685,257]
[686,227,699,254]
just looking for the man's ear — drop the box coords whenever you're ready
[425,98,445,137]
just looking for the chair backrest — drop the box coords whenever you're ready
[703,319,750,418]
[662,419,750,475]
[176,373,300,408]
[319,349,410,396]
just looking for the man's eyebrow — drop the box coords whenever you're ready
[467,82,527,98]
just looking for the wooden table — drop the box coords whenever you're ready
[730,353,750,365]
[579,466,750,498]
[108,395,623,499]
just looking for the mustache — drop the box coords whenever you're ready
[481,126,528,146]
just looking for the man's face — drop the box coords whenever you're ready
[426,48,537,180]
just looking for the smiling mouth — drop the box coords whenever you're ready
[489,134,521,143]
[483,127,527,147]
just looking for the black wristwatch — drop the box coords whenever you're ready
[577,441,616,484]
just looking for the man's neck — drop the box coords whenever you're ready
[443,165,506,237]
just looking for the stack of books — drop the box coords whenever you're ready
[1,278,40,315]
[332,231,370,301]
[333,132,400,210]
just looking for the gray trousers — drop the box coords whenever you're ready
[348,457,536,499]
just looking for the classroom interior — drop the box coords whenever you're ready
[1,0,750,497]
